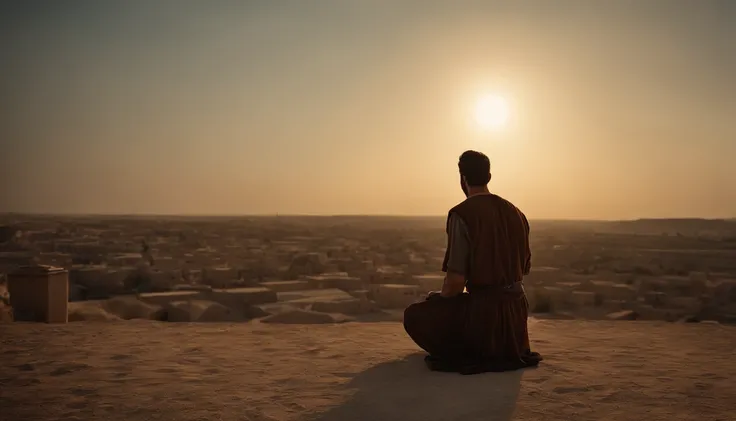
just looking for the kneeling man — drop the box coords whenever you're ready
[404,150,541,373]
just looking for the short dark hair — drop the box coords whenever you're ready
[458,150,491,186]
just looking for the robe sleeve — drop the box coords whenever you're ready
[445,213,471,275]
[522,212,532,275]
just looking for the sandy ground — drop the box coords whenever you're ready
[1,319,735,421]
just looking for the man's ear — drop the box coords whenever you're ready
[488,172,492,182]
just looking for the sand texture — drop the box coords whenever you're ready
[1,319,735,421]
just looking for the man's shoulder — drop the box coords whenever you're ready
[449,194,527,222]
[487,193,511,207]
[448,198,469,213]
[450,194,515,210]
[499,196,526,217]
[489,194,527,216]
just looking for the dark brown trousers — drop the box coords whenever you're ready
[403,285,531,361]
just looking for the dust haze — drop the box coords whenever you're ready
[2,0,736,420]
[1,215,735,420]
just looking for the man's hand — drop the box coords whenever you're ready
[440,272,466,298]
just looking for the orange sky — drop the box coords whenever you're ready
[1,1,735,219]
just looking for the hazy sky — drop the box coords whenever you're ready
[1,0,735,219]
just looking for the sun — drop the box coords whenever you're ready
[474,94,510,131]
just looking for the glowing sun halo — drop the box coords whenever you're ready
[474,94,510,131]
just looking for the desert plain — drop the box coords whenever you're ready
[1,215,736,420]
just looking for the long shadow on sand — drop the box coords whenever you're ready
[312,353,527,421]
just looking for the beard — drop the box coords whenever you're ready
[460,176,468,197]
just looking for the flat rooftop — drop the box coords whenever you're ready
[1,320,733,421]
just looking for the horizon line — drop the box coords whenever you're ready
[0,212,734,223]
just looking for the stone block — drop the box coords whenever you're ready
[643,291,667,307]
[256,302,297,315]
[171,284,213,293]
[182,268,203,283]
[541,286,570,311]
[348,289,370,300]
[106,267,136,284]
[286,253,328,278]
[67,267,130,298]
[152,256,182,271]
[662,275,708,297]
[410,274,444,293]
[164,300,245,322]
[210,287,278,306]
[8,265,68,323]
[69,265,108,287]
[606,310,639,321]
[709,279,736,307]
[689,271,708,283]
[277,288,353,303]
[555,281,582,290]
[305,274,363,291]
[101,296,164,320]
[138,290,205,307]
[276,288,371,314]
[526,286,557,313]
[637,278,668,294]
[372,266,408,284]
[148,269,184,290]
[635,304,677,321]
[203,267,240,284]
[68,301,121,322]
[370,284,420,309]
[571,291,596,308]
[666,296,702,313]
[525,267,562,284]
[261,280,310,292]
[601,299,628,312]
[310,298,373,315]
[589,280,637,302]
[110,253,144,266]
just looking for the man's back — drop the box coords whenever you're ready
[444,194,531,288]
[404,150,542,372]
